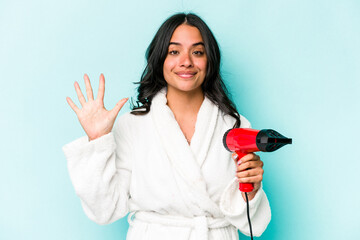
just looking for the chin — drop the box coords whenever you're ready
[172,84,202,93]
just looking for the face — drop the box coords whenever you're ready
[163,24,207,95]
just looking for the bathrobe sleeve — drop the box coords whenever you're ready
[62,115,132,225]
[220,180,271,236]
[219,115,271,236]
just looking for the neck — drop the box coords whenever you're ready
[166,87,204,116]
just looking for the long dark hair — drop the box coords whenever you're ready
[131,13,241,128]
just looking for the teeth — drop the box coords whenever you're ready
[178,73,195,78]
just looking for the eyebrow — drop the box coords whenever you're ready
[169,42,205,47]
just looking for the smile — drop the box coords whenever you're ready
[175,71,197,79]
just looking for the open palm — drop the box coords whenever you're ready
[66,74,128,141]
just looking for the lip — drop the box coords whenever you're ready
[175,71,197,79]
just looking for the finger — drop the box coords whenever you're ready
[237,168,264,179]
[231,152,239,164]
[237,160,263,172]
[237,175,263,184]
[110,97,129,118]
[84,74,94,101]
[239,153,260,163]
[97,73,105,101]
[74,81,86,106]
[66,97,80,114]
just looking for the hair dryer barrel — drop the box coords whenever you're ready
[223,128,260,153]
[223,128,292,153]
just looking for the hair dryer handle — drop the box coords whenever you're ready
[236,151,254,193]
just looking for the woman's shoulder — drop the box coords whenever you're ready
[239,114,251,128]
[113,111,149,136]
[115,111,150,128]
[221,112,251,128]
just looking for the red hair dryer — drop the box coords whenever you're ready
[223,128,292,192]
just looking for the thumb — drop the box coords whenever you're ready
[111,97,129,117]
[232,152,239,165]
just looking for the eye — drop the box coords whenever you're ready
[193,50,204,56]
[169,50,179,55]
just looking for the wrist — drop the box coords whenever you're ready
[242,189,258,201]
[87,132,110,141]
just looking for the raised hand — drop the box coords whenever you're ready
[66,73,128,141]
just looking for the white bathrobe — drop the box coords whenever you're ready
[62,90,271,239]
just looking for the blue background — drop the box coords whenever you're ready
[1,0,359,239]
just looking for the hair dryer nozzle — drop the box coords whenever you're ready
[256,129,292,152]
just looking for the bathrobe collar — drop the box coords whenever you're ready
[150,89,222,217]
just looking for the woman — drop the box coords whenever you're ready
[63,13,271,240]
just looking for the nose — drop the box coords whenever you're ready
[179,53,193,67]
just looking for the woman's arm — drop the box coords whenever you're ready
[232,153,264,201]
[63,73,131,224]
[219,153,270,236]
[220,178,271,236]
[63,128,132,225]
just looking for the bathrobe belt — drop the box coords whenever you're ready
[128,211,231,240]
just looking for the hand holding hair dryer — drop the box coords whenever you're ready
[223,128,292,192]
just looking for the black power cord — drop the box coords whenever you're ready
[245,192,254,240]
